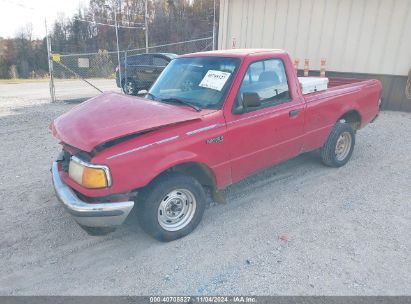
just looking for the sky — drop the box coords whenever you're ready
[0,0,86,39]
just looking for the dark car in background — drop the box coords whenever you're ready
[116,53,177,95]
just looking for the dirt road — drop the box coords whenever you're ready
[0,82,410,295]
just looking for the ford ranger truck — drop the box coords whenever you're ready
[51,49,382,241]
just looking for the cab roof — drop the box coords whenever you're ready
[180,48,287,58]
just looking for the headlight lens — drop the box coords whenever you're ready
[68,157,110,189]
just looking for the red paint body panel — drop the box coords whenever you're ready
[51,49,381,199]
[222,52,306,182]
[51,92,208,152]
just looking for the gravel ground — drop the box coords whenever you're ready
[0,84,410,295]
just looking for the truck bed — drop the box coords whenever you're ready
[327,77,367,88]
[304,77,380,102]
[302,76,381,135]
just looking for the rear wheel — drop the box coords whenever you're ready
[137,172,206,242]
[320,122,355,167]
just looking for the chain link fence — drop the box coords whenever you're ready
[51,37,213,102]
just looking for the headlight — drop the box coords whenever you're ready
[68,156,111,189]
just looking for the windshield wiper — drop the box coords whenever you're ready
[160,97,201,112]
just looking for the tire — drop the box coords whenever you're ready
[122,79,138,95]
[320,122,355,167]
[137,172,206,242]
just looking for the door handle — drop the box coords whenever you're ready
[289,109,299,117]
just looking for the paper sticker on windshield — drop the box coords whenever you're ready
[199,70,231,91]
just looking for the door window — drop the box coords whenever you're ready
[234,59,291,113]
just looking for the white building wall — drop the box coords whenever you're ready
[218,0,411,76]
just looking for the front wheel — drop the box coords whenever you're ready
[137,172,206,242]
[320,122,356,167]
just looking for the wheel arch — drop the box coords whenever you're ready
[164,161,217,189]
[143,160,223,202]
[337,110,362,130]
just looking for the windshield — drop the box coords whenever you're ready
[148,56,240,109]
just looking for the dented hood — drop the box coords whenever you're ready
[51,92,208,152]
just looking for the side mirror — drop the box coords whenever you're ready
[242,92,261,108]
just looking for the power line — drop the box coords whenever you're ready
[94,16,145,27]
[72,16,145,29]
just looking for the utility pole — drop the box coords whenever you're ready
[145,0,149,53]
[45,18,55,102]
[212,0,216,50]
[114,2,122,88]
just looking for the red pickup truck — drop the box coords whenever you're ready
[51,49,381,241]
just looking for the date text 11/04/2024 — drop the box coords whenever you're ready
[149,296,257,303]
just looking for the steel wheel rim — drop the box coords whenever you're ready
[158,189,197,231]
[335,132,352,161]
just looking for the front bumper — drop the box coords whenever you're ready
[52,162,134,228]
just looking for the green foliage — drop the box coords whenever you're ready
[90,50,115,77]
[0,57,9,78]
[0,0,219,79]
[9,65,18,78]
[49,0,217,53]
[0,35,47,79]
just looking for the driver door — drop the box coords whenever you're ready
[225,58,305,183]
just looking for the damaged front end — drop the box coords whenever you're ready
[52,146,136,235]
